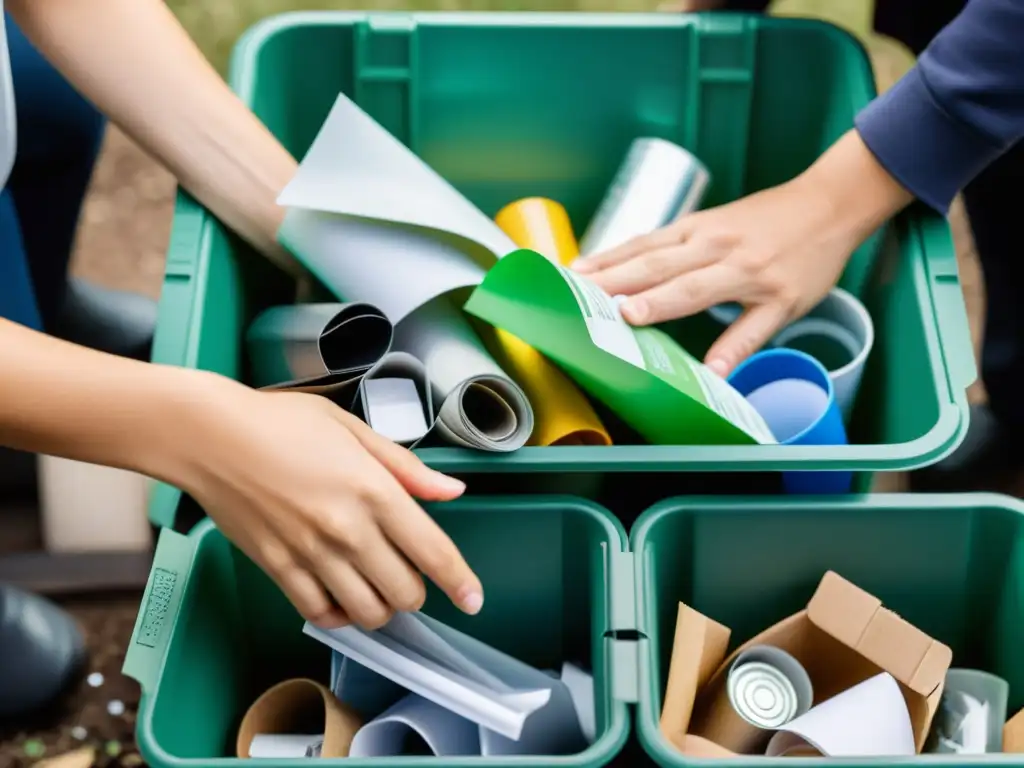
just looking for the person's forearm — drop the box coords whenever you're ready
[7,0,299,273]
[0,318,220,486]
[855,0,1024,214]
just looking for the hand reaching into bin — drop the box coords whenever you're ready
[578,0,1024,379]
[573,130,911,378]
[0,318,484,631]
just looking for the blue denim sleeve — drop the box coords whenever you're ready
[854,0,1024,214]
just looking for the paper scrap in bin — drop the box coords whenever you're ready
[304,611,587,755]
[464,248,777,446]
[765,672,915,757]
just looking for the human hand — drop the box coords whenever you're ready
[573,130,912,376]
[169,375,481,630]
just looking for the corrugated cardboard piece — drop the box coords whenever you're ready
[660,571,953,757]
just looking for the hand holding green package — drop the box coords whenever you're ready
[464,250,777,446]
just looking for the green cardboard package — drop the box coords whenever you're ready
[463,249,777,446]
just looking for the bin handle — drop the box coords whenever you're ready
[122,527,196,693]
[915,207,978,396]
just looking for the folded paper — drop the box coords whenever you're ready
[304,612,586,754]
[766,673,915,757]
[484,198,611,447]
[276,93,516,323]
[247,302,392,391]
[394,296,533,452]
[463,249,776,446]
[235,678,362,758]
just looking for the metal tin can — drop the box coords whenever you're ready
[726,646,814,730]
[578,137,710,256]
[494,197,580,267]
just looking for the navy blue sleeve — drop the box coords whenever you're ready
[854,0,1024,214]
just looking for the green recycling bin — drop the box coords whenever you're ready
[124,492,1024,766]
[148,11,975,529]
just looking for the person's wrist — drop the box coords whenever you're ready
[131,365,250,493]
[798,129,914,244]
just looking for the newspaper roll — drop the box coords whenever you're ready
[246,302,393,392]
[394,296,533,452]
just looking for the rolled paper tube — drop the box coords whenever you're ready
[727,349,852,494]
[494,198,581,267]
[236,678,362,758]
[488,201,612,446]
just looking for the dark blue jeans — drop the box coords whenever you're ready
[0,14,105,333]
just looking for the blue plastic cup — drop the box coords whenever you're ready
[727,349,852,494]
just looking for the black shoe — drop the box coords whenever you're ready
[0,585,87,719]
[909,404,1024,492]
[54,277,158,362]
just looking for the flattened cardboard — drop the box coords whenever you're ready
[659,604,732,756]
[660,571,952,757]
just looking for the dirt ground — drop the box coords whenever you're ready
[0,594,143,768]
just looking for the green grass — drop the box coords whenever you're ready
[167,0,879,75]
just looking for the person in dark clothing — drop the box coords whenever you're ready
[578,0,1024,491]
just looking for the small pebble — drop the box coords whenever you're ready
[106,699,125,717]
[86,672,104,688]
[104,740,121,757]
[23,739,45,758]
[70,726,88,741]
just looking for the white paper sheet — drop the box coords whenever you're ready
[303,612,585,751]
[349,693,481,757]
[248,733,323,759]
[277,93,517,322]
[363,378,429,444]
[765,672,915,757]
